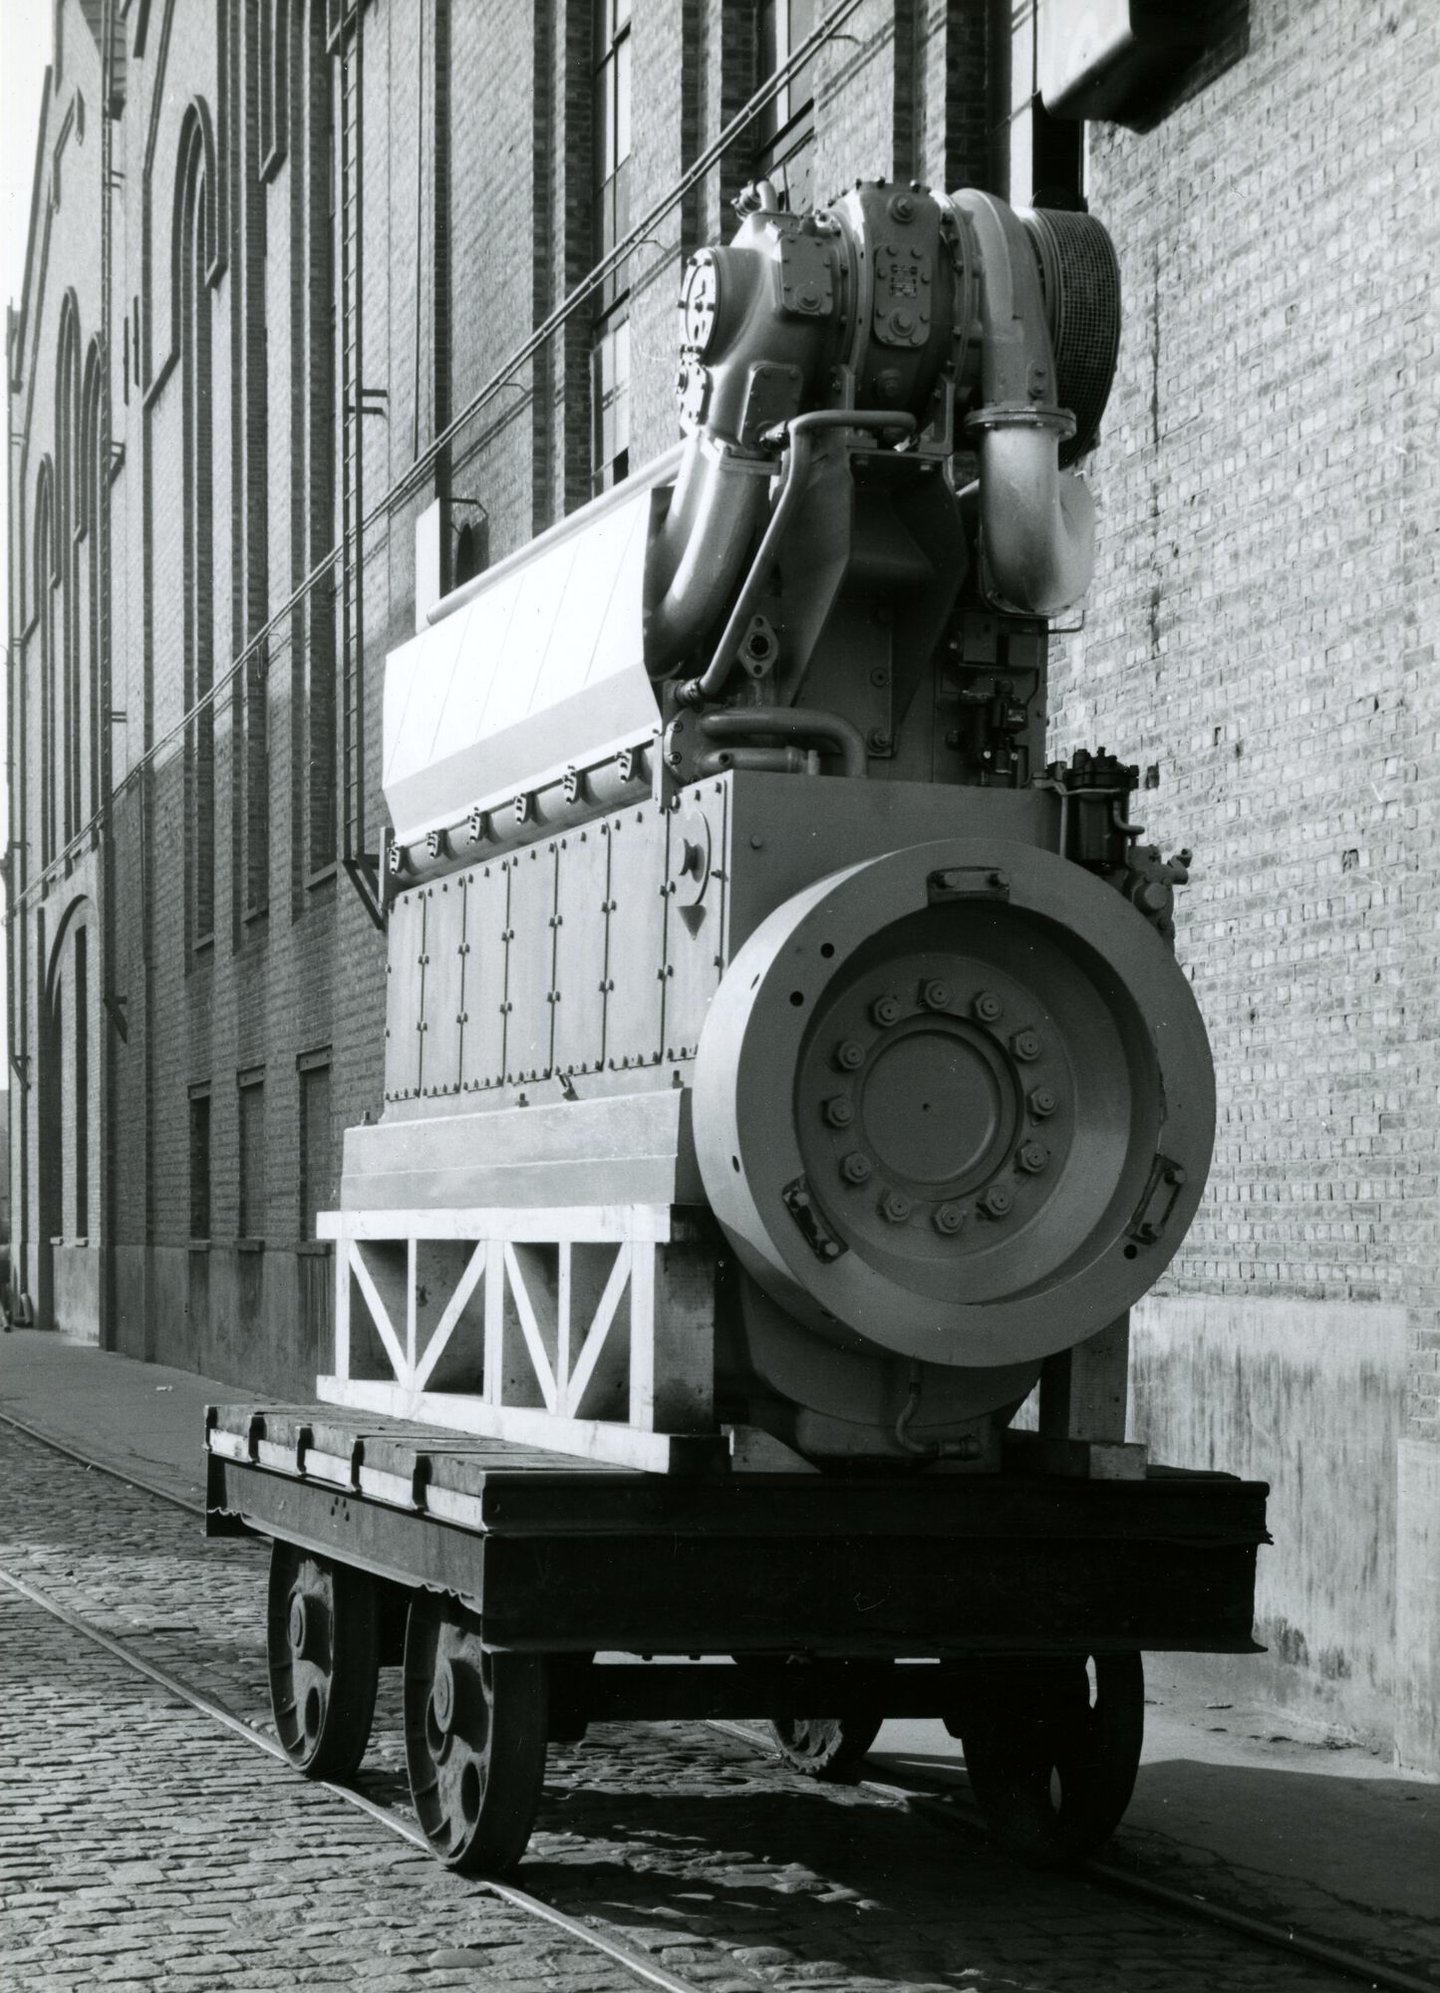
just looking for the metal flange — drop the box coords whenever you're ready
[693,837,1215,1369]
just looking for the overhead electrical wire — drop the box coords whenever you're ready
[6,0,869,925]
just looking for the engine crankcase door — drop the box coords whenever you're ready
[693,837,1215,1369]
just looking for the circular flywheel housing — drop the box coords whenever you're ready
[694,838,1215,1369]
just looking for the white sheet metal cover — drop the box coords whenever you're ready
[383,481,661,843]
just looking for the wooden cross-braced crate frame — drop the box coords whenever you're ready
[315,1203,715,1471]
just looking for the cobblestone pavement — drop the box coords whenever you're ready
[0,1426,1359,1992]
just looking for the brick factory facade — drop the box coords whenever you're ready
[6,2,1437,1767]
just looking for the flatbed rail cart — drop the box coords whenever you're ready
[206,1403,1269,1872]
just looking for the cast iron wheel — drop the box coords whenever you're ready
[770,1713,883,1781]
[956,1651,1144,1866]
[403,1592,548,1872]
[266,1540,379,1779]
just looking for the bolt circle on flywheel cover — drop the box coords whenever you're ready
[693,838,1215,1368]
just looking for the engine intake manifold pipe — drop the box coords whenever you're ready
[695,705,868,778]
[673,409,918,710]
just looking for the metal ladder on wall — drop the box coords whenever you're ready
[334,0,385,928]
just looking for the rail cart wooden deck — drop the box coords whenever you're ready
[206,1403,1269,1872]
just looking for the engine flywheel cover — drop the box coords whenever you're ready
[694,838,1215,1368]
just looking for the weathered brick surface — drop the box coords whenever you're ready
[1045,0,1440,1443]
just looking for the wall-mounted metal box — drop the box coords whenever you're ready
[1039,0,1222,127]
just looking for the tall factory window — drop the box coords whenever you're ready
[56,295,83,852]
[189,1086,211,1239]
[81,340,104,826]
[260,0,290,179]
[301,7,337,882]
[73,925,89,1239]
[995,0,1085,209]
[298,1049,335,1235]
[592,319,631,494]
[238,1069,267,1239]
[591,0,632,491]
[755,0,816,211]
[178,118,217,948]
[33,461,56,869]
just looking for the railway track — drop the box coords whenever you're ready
[2,1405,1429,1993]
[0,1553,707,1993]
[713,1720,1439,1993]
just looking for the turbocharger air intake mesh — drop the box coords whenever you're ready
[1023,208,1122,465]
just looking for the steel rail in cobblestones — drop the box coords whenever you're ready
[0,1557,713,1993]
[0,1407,203,1517]
[714,1719,1439,1993]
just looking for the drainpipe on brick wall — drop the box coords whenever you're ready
[98,48,117,1354]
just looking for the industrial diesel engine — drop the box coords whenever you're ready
[319,176,1213,1473]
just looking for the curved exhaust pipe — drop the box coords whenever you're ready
[643,433,772,675]
[965,408,1096,618]
[943,190,1097,617]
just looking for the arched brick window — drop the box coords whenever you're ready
[80,338,105,827]
[55,294,83,848]
[33,459,56,868]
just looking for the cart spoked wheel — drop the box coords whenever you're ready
[770,1713,884,1781]
[955,1651,1144,1866]
[266,1541,380,1779]
[403,1593,547,1872]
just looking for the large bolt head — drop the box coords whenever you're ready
[287,1593,309,1657]
[921,979,951,1010]
[973,990,1003,1023]
[1028,1086,1057,1118]
[834,1040,866,1071]
[933,1201,965,1235]
[1018,1141,1049,1174]
[1011,1028,1043,1061]
[880,1189,913,1223]
[824,1096,855,1128]
[871,994,902,1027]
[430,1658,455,1733]
[841,1152,872,1185]
[979,1185,1013,1219]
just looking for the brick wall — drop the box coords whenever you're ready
[1051,1,1439,1413]
[1045,0,1440,1760]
